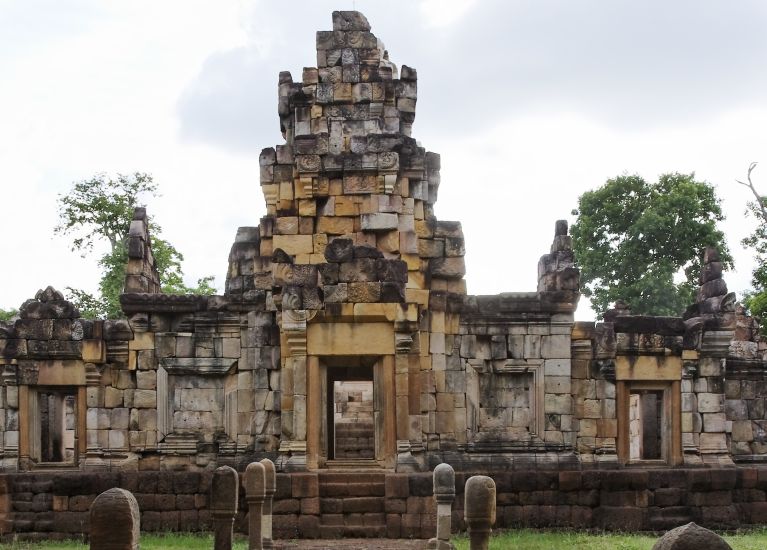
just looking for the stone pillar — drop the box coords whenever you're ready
[394,311,423,472]
[278,308,313,471]
[211,465,239,550]
[260,458,277,549]
[244,461,266,550]
[89,488,140,550]
[427,463,456,550]
[698,331,734,465]
[464,475,496,550]
[84,362,107,469]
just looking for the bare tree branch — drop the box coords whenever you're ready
[737,162,767,223]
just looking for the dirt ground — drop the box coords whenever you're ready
[275,539,430,549]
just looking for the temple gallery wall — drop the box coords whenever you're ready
[1,9,767,539]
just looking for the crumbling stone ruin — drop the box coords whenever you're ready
[2,9,767,541]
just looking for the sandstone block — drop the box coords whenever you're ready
[361,213,399,232]
[698,393,723,413]
[133,390,157,409]
[429,257,465,279]
[272,235,314,255]
[347,282,382,302]
[703,412,726,432]
[317,216,354,235]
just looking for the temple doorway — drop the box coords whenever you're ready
[629,390,664,461]
[33,388,78,465]
[326,364,375,462]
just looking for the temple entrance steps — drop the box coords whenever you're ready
[334,421,375,459]
[317,471,387,538]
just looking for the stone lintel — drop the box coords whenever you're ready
[120,293,207,314]
[159,358,238,375]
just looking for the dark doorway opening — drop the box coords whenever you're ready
[38,390,77,464]
[326,365,374,461]
[629,390,663,461]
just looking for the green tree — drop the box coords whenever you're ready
[738,162,767,334]
[0,308,18,322]
[570,172,731,318]
[55,172,215,318]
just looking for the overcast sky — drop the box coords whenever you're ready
[1,0,766,320]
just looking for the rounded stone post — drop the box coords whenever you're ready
[260,458,277,549]
[464,475,496,550]
[427,463,456,549]
[211,465,239,550]
[89,487,140,550]
[245,461,266,550]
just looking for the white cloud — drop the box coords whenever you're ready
[419,0,480,27]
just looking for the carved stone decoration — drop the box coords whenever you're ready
[277,440,307,472]
[128,313,149,333]
[85,363,102,386]
[700,331,736,358]
[377,174,397,194]
[394,331,414,354]
[596,359,616,381]
[263,186,279,207]
[280,309,317,357]
[296,154,321,173]
[378,151,399,171]
[682,360,698,378]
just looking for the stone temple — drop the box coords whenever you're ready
[2,10,767,539]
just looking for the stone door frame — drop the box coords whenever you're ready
[18,360,87,470]
[615,356,682,466]
[313,357,395,468]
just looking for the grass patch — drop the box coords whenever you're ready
[452,530,657,549]
[451,528,767,550]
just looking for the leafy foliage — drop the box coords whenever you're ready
[56,173,215,319]
[739,163,767,335]
[0,308,18,322]
[571,172,731,318]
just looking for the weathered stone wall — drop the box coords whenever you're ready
[4,468,767,540]
[725,342,767,462]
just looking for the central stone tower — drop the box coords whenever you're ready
[226,10,468,471]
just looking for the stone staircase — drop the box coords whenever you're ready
[334,421,375,459]
[317,471,387,538]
